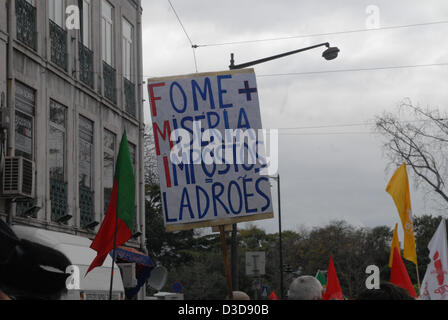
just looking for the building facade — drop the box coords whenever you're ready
[0,0,146,295]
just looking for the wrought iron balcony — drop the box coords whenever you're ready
[50,178,68,223]
[16,199,36,218]
[49,20,68,71]
[124,78,136,117]
[16,0,37,50]
[103,62,117,104]
[79,42,94,88]
[79,185,94,228]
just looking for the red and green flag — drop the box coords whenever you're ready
[86,132,135,275]
[315,270,327,294]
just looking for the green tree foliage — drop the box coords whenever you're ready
[280,221,392,299]
[145,210,443,299]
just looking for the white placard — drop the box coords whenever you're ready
[147,69,273,231]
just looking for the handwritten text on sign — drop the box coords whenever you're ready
[148,69,273,231]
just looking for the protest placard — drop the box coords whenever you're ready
[148,69,273,232]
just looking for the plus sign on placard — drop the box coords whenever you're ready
[239,80,258,101]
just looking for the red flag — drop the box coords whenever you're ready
[86,132,135,276]
[268,291,279,300]
[390,247,417,298]
[323,255,344,300]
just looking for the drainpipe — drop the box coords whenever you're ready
[136,1,146,255]
[6,0,16,225]
[136,1,148,300]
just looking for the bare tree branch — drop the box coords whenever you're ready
[375,100,448,205]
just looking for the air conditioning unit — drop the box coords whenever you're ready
[1,156,35,198]
[118,263,137,288]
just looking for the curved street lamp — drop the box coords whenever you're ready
[229,42,340,70]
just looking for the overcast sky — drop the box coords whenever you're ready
[141,0,448,234]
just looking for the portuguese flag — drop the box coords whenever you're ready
[86,132,135,275]
[315,270,327,293]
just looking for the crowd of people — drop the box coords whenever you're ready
[286,275,415,300]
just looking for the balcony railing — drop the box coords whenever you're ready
[79,42,94,88]
[79,185,94,228]
[124,78,136,117]
[16,199,36,218]
[50,179,68,223]
[16,0,37,50]
[50,20,68,71]
[103,62,117,104]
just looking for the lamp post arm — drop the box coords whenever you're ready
[229,42,330,70]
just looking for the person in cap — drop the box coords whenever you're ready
[0,219,71,300]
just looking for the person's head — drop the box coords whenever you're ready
[288,275,323,300]
[231,291,250,300]
[356,282,415,300]
[0,219,71,300]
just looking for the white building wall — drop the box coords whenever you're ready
[0,0,145,253]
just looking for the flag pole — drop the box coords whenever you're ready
[415,263,421,292]
[219,225,233,300]
[109,209,119,300]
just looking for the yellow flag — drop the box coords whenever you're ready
[388,223,401,268]
[386,163,417,265]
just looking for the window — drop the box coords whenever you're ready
[122,19,133,80]
[15,82,35,161]
[78,0,94,88]
[49,0,68,70]
[15,82,35,218]
[16,0,37,50]
[49,0,64,27]
[49,100,66,181]
[103,129,115,210]
[79,116,94,227]
[79,116,94,189]
[79,0,91,48]
[49,100,68,223]
[102,0,114,66]
[122,19,135,115]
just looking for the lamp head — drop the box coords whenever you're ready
[322,46,340,60]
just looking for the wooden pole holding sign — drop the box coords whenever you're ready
[219,225,233,300]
